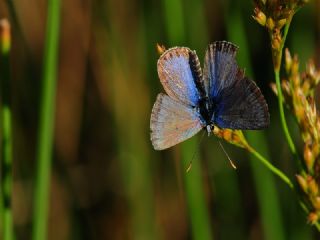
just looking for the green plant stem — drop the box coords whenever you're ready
[32,0,61,239]
[272,16,297,156]
[0,19,14,240]
[248,146,294,189]
[1,109,13,240]
[223,1,287,238]
[274,69,297,155]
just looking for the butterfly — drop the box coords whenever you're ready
[150,41,269,150]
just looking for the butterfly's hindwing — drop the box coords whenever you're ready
[214,77,270,129]
[150,93,203,150]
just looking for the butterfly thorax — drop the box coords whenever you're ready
[198,97,215,135]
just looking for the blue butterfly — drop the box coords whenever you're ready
[150,41,269,150]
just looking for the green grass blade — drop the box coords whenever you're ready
[181,140,213,240]
[209,158,246,240]
[248,135,286,240]
[163,0,185,44]
[32,0,61,239]
[0,19,14,240]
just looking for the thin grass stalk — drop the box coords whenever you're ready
[272,16,298,158]
[162,0,213,239]
[0,19,14,240]
[223,1,288,238]
[274,68,297,154]
[181,140,213,240]
[248,146,293,189]
[32,0,61,239]
[209,161,246,239]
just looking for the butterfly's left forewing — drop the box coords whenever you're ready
[150,93,203,150]
[157,47,202,106]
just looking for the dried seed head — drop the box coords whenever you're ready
[266,17,275,30]
[305,60,320,89]
[276,18,287,29]
[307,176,319,196]
[308,212,319,224]
[304,144,314,172]
[285,48,292,73]
[253,0,310,72]
[281,80,291,97]
[271,29,282,50]
[253,7,267,26]
[296,174,308,193]
[156,43,166,55]
[291,55,300,77]
[301,81,310,94]
[213,128,250,150]
[313,197,320,210]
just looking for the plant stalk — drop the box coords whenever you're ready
[0,19,14,240]
[32,0,61,239]
[247,146,294,189]
[272,16,297,156]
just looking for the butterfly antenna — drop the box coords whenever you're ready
[218,140,237,169]
[186,131,206,173]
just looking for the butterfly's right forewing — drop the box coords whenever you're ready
[204,41,270,130]
[203,41,241,98]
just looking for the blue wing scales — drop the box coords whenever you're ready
[157,47,201,106]
[204,41,269,130]
[214,77,270,129]
[203,41,240,98]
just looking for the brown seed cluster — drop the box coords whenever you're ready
[213,127,250,151]
[252,0,308,69]
[271,49,320,224]
[156,43,166,55]
[253,0,308,28]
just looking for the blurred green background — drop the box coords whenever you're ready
[0,0,320,239]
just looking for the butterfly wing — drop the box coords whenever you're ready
[157,47,202,106]
[150,93,203,150]
[204,41,269,129]
[214,77,270,129]
[203,41,240,98]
